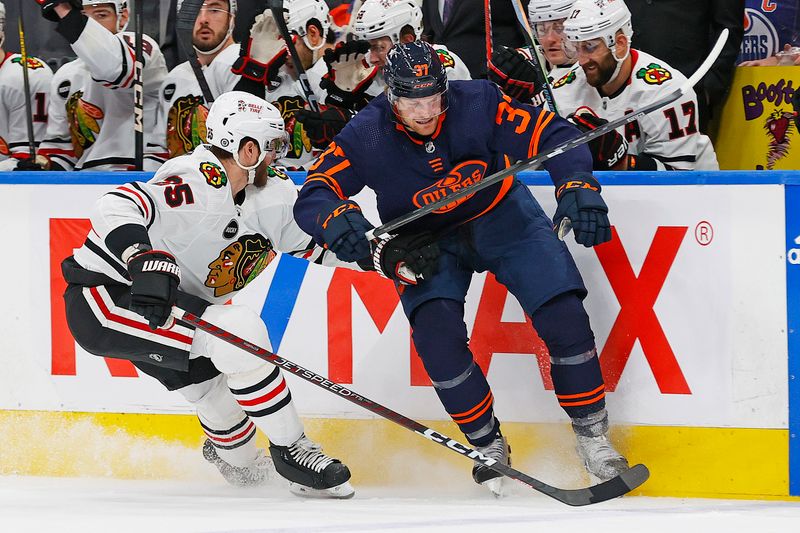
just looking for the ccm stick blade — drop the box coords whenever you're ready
[173,307,649,505]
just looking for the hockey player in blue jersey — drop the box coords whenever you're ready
[293,41,630,495]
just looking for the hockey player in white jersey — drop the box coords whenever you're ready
[232,0,333,169]
[554,0,719,170]
[156,0,241,158]
[33,0,167,171]
[488,0,576,107]
[0,1,53,170]
[295,0,471,150]
[61,91,355,498]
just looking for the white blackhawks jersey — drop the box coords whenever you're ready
[0,52,53,162]
[551,49,719,170]
[38,17,167,171]
[73,145,354,304]
[154,43,241,159]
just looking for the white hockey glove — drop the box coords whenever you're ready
[232,10,289,90]
[320,40,378,111]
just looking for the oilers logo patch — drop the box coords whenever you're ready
[553,70,576,88]
[11,56,45,70]
[636,63,672,85]
[200,161,227,189]
[435,48,456,69]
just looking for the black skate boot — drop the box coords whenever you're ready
[471,435,510,497]
[269,434,354,499]
[202,439,275,487]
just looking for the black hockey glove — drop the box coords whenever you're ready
[554,173,611,248]
[231,10,288,90]
[295,106,353,149]
[320,40,378,111]
[487,46,544,104]
[317,200,374,262]
[13,155,50,171]
[569,111,629,171]
[34,0,80,22]
[372,232,440,286]
[127,250,181,330]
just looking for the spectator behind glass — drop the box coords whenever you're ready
[627,0,744,134]
[422,0,531,78]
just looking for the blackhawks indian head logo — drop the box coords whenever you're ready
[635,63,672,85]
[66,91,104,158]
[167,95,208,158]
[205,234,276,297]
[273,95,311,160]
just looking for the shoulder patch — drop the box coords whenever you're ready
[163,83,176,102]
[268,166,290,180]
[11,56,45,70]
[57,79,72,99]
[200,161,228,189]
[635,63,672,85]
[552,70,576,88]
[435,49,456,70]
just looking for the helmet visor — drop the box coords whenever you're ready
[389,90,448,122]
[562,37,606,58]
[534,20,566,40]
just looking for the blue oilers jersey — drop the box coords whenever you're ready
[294,80,593,240]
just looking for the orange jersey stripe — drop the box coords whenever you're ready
[555,384,606,400]
[305,174,345,200]
[451,390,493,420]
[454,395,495,425]
[559,393,606,407]
[527,110,555,159]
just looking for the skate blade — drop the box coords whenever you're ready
[482,477,507,498]
[288,481,355,499]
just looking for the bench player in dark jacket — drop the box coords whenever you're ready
[293,41,630,495]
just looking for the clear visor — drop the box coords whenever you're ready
[562,37,607,58]
[533,20,565,40]
[389,90,449,122]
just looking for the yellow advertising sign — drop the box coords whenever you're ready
[714,66,798,170]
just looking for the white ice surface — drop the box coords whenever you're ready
[1,475,799,533]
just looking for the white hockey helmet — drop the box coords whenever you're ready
[283,0,331,51]
[353,0,424,44]
[563,0,633,48]
[528,0,575,23]
[82,0,129,32]
[176,0,238,16]
[205,91,288,183]
[0,1,5,50]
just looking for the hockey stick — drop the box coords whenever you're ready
[508,0,559,114]
[176,0,215,104]
[266,0,320,113]
[484,0,493,68]
[133,0,144,170]
[172,306,650,505]
[366,28,729,241]
[16,0,36,159]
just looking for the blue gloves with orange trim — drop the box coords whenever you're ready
[317,200,374,262]
[553,173,611,247]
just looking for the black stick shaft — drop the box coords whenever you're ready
[17,1,36,159]
[134,0,144,170]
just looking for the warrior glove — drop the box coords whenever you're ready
[320,40,378,111]
[554,173,611,248]
[372,232,440,286]
[318,200,374,262]
[295,106,353,149]
[35,0,81,22]
[127,249,181,330]
[232,10,288,90]
[487,46,543,104]
[569,112,629,171]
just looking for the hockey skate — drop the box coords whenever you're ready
[471,435,510,498]
[202,439,276,487]
[269,434,354,499]
[575,434,630,482]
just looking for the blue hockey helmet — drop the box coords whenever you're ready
[384,40,448,102]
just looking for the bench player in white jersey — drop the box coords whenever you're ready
[487,0,575,107]
[61,91,355,498]
[554,0,719,171]
[155,0,241,159]
[33,0,167,171]
[232,0,333,170]
[294,0,471,151]
[0,1,53,170]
